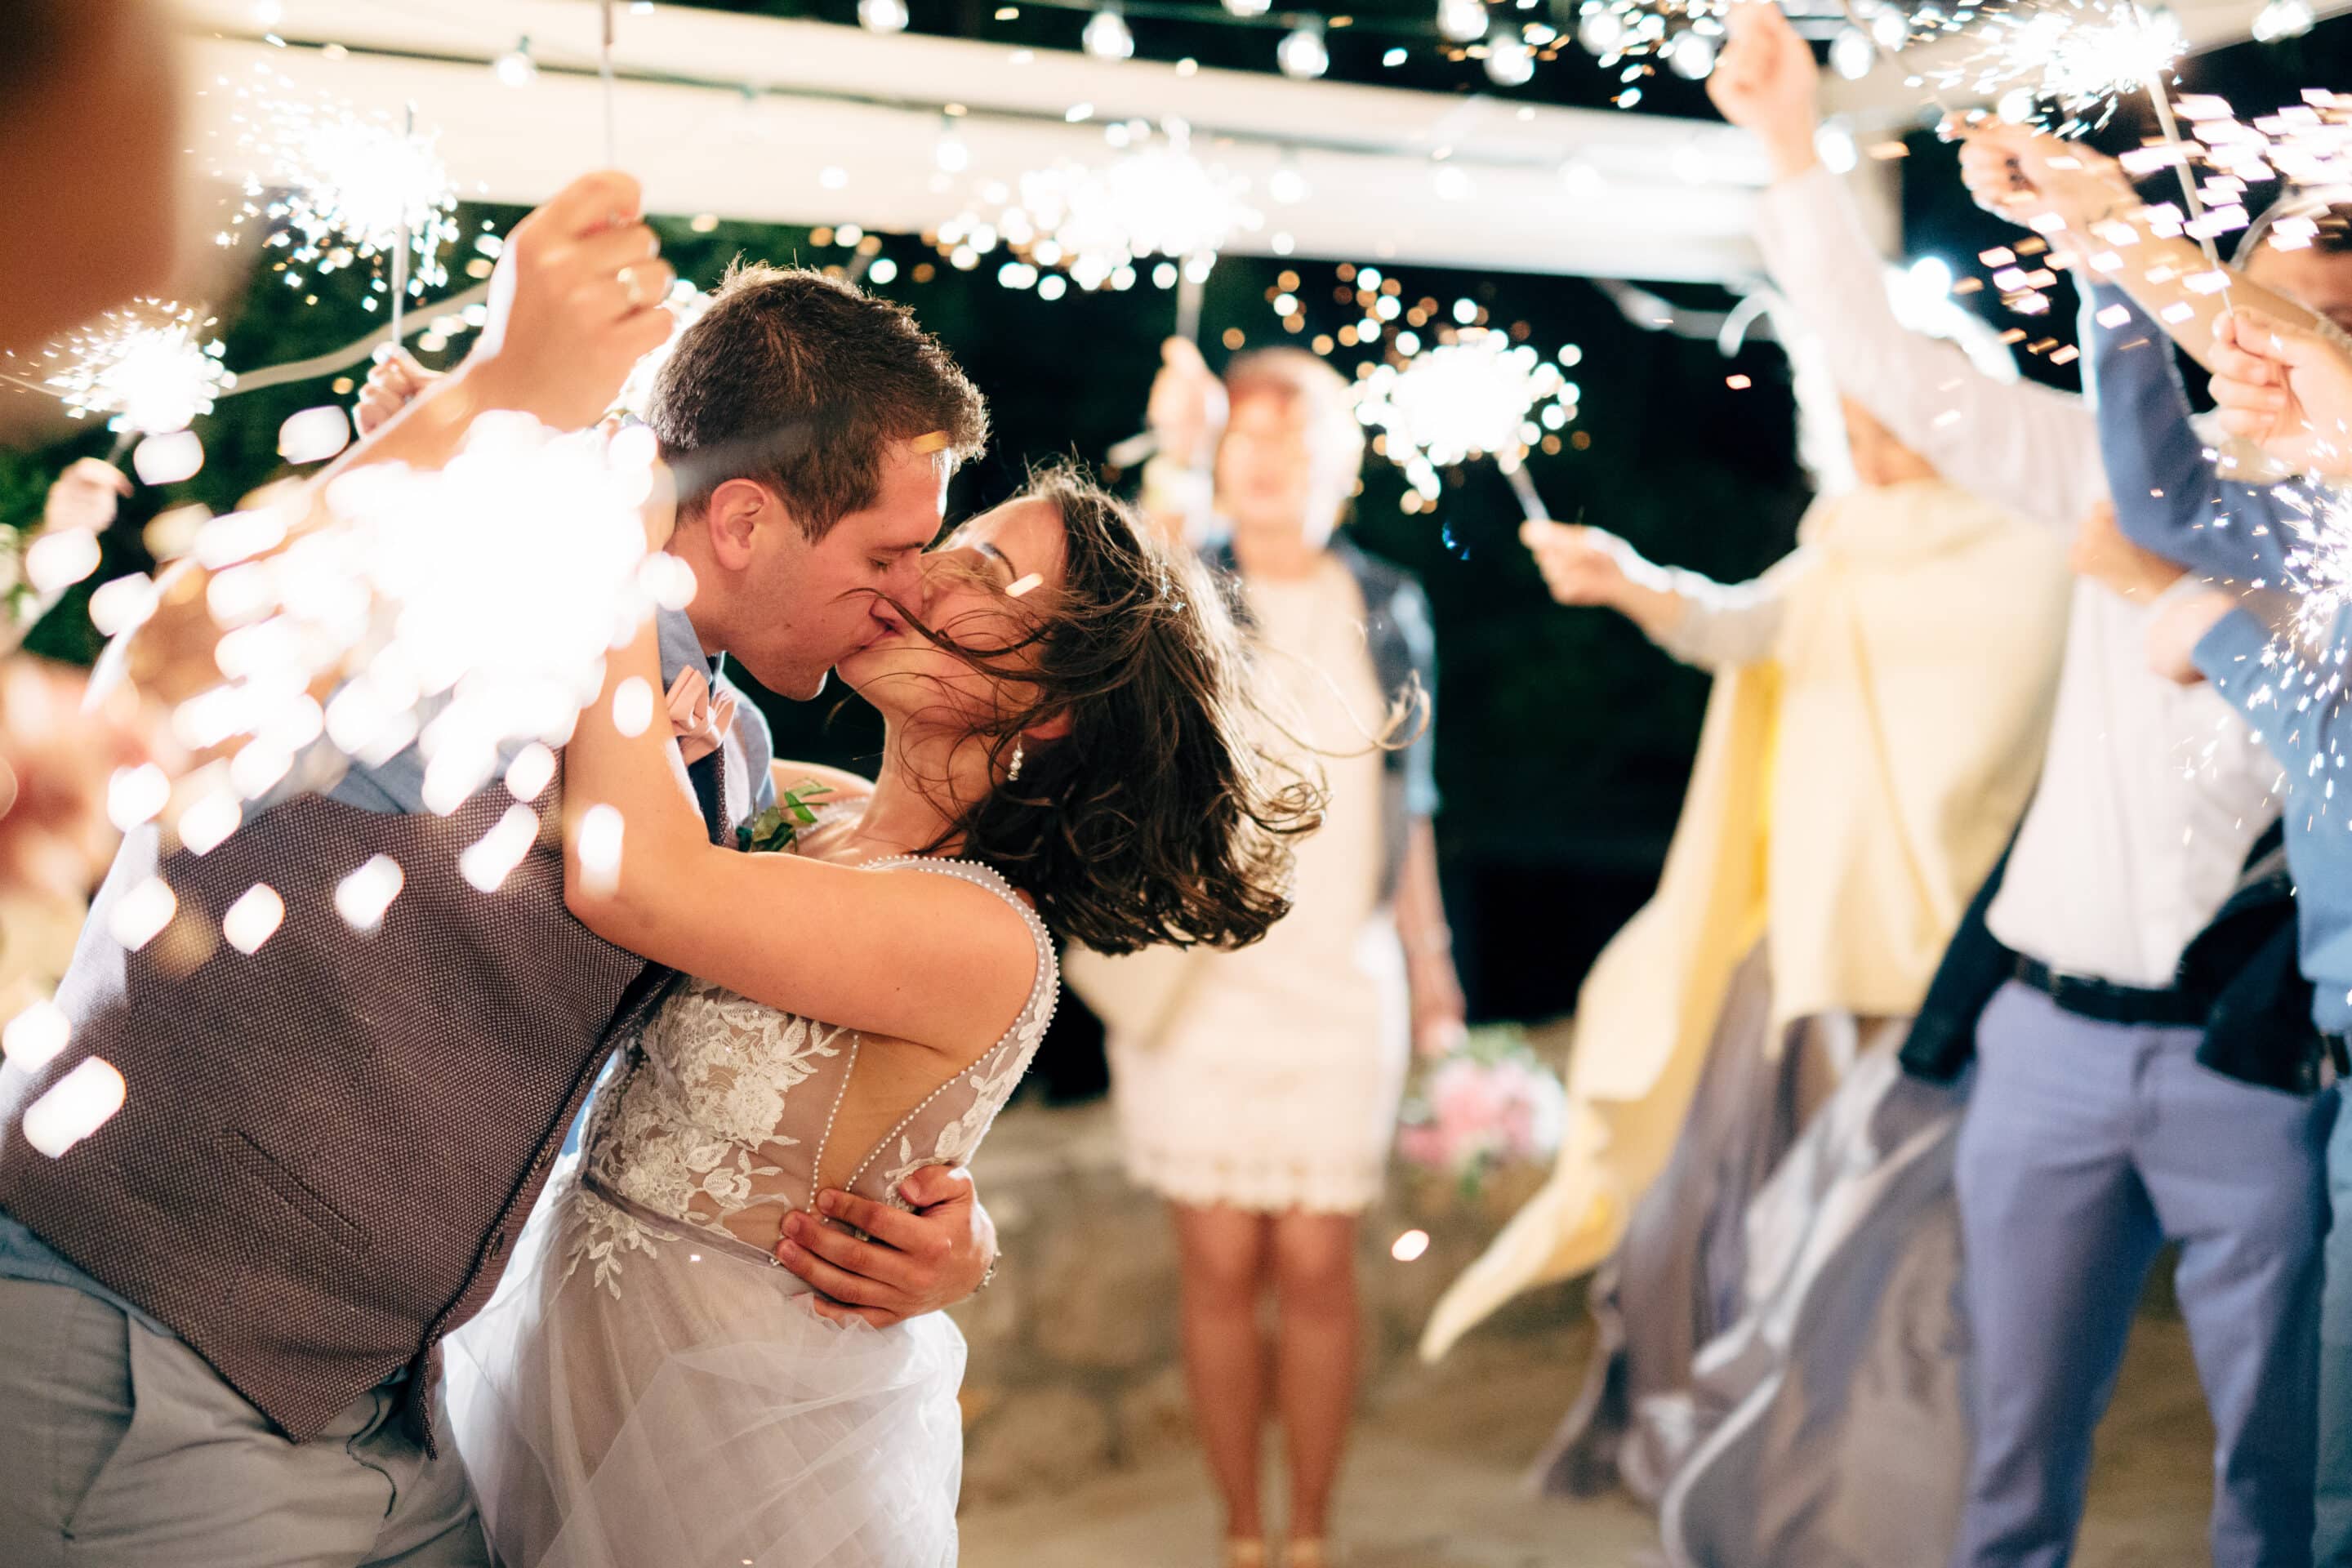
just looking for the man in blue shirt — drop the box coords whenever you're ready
[2083,218,2352,1563]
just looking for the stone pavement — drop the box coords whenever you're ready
[960,1306,2217,1568]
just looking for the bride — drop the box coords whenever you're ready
[446,462,1319,1567]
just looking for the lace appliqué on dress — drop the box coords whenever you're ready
[559,1186,667,1299]
[571,844,1061,1294]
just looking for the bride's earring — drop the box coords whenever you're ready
[1007,740,1025,782]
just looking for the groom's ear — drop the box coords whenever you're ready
[701,478,787,571]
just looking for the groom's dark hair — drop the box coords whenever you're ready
[648,261,988,537]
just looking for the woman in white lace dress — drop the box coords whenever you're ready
[1068,345,1466,1568]
[446,466,1319,1568]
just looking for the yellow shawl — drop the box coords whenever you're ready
[1419,479,2069,1361]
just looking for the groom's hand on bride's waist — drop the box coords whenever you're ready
[775,1165,999,1327]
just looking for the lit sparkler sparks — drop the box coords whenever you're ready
[1913,0,2185,137]
[1356,329,1581,506]
[33,301,234,437]
[163,416,686,820]
[934,120,1260,295]
[212,71,461,314]
[2274,484,2352,644]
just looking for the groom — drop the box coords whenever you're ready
[0,172,993,1566]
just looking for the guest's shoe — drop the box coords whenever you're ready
[1223,1539,1267,1567]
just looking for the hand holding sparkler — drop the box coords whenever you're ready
[42,461,132,537]
[1958,123,2136,239]
[2208,308,2352,475]
[1520,519,1686,641]
[2145,586,2240,685]
[1705,1,1822,182]
[354,346,442,438]
[1144,336,1227,470]
[457,171,676,434]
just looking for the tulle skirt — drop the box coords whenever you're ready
[445,1166,968,1568]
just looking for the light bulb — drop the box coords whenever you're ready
[1577,6,1624,55]
[1277,24,1328,78]
[1829,24,1876,80]
[492,38,537,88]
[1083,7,1135,60]
[1438,0,1490,43]
[2254,0,2314,41]
[1223,0,1272,14]
[858,0,911,31]
[1871,7,1909,47]
[1664,29,1715,79]
[935,118,970,172]
[1485,30,1536,86]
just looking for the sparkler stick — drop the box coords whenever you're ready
[2131,4,2225,276]
[389,102,416,349]
[1503,463,1549,523]
[1175,270,1206,345]
[601,0,620,171]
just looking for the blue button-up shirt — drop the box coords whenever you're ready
[2087,282,2352,1031]
[1,607,777,1335]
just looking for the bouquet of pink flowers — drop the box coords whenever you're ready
[1396,1024,1566,1198]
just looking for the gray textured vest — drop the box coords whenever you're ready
[0,751,735,1442]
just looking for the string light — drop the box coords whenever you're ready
[1277,22,1330,78]
[1082,5,1136,58]
[1485,29,1536,86]
[492,36,537,88]
[1830,24,1877,80]
[858,0,911,32]
[1438,0,1490,43]
[2253,0,2315,40]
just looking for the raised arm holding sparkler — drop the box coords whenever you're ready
[2207,307,2352,474]
[108,168,675,722]
[1954,122,2333,369]
[1708,0,2105,535]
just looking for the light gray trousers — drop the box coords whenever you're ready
[0,1277,490,1568]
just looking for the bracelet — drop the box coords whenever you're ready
[976,1255,999,1294]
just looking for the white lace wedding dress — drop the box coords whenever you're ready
[446,810,1057,1568]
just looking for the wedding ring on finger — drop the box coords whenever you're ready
[617,264,654,310]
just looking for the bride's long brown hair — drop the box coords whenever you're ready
[891,461,1324,956]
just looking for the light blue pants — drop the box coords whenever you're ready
[1953,981,2332,1568]
[2316,1106,2352,1566]
[0,1278,488,1568]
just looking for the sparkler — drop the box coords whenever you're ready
[162,416,686,825]
[1912,0,2185,137]
[936,121,1259,302]
[37,301,234,438]
[1356,329,1581,520]
[213,74,459,339]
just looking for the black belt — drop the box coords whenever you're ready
[2013,956,2210,1029]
